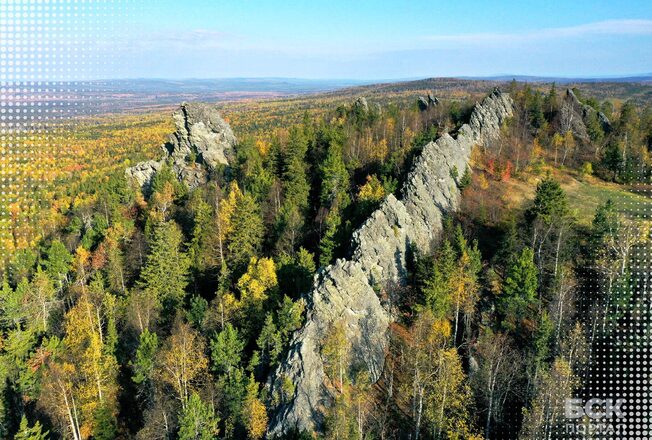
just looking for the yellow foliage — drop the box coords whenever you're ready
[531,138,543,161]
[358,175,385,203]
[217,182,242,246]
[158,321,208,405]
[256,139,270,156]
[237,257,277,309]
[63,293,119,437]
[244,394,269,439]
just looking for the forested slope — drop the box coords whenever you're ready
[1,82,651,439]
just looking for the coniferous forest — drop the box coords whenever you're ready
[2,80,652,440]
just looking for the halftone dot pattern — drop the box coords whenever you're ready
[571,165,652,440]
[0,0,135,263]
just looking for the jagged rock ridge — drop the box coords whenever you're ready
[126,102,236,190]
[563,88,612,141]
[268,90,514,436]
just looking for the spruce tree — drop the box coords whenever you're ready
[138,221,190,314]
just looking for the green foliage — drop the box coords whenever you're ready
[178,393,220,440]
[319,141,350,209]
[499,247,539,332]
[138,221,191,313]
[228,193,264,274]
[257,315,283,370]
[13,415,49,440]
[216,367,247,436]
[423,240,455,319]
[528,91,546,129]
[526,176,568,225]
[93,405,118,440]
[276,247,316,298]
[187,193,214,272]
[585,111,605,144]
[459,166,472,190]
[150,162,186,198]
[43,240,72,286]
[187,295,209,329]
[211,323,245,378]
[257,295,305,371]
[282,127,311,211]
[318,208,341,267]
[601,138,624,180]
[131,329,159,385]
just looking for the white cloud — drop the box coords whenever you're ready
[421,19,652,46]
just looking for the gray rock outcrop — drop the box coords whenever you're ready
[417,96,430,111]
[428,92,440,106]
[267,89,514,436]
[126,102,236,190]
[352,96,369,113]
[418,92,440,111]
[562,89,611,141]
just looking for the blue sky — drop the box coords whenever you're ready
[98,0,652,79]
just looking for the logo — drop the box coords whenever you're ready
[564,398,627,436]
[565,398,626,419]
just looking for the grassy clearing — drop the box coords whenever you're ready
[470,166,649,227]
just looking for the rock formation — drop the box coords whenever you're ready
[418,92,440,110]
[562,88,611,141]
[126,102,236,190]
[352,96,369,113]
[267,89,514,436]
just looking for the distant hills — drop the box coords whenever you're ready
[18,76,651,116]
[463,74,652,84]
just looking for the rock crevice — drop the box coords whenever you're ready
[268,90,514,436]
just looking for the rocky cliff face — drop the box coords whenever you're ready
[126,103,236,190]
[267,90,514,436]
[563,89,612,140]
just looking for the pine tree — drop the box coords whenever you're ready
[282,127,311,212]
[13,415,49,440]
[601,139,624,181]
[138,221,190,314]
[188,193,214,272]
[319,142,350,208]
[131,329,159,385]
[227,193,264,274]
[499,247,539,332]
[423,240,455,319]
[210,323,245,379]
[43,240,72,288]
[318,208,341,267]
